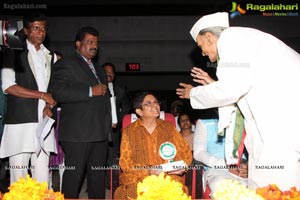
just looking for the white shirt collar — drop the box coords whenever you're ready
[26,39,49,54]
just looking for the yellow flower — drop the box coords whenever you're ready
[3,175,64,200]
[137,172,191,200]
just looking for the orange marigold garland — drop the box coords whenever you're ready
[213,180,300,200]
[2,175,64,200]
[256,184,300,200]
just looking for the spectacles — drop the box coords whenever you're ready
[142,101,161,107]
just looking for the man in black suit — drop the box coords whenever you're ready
[50,26,111,199]
[102,62,130,157]
[102,62,130,192]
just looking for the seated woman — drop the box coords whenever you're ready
[114,91,192,200]
[178,113,201,198]
[178,113,194,151]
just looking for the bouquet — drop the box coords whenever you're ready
[212,179,264,200]
[137,172,191,200]
[2,175,64,200]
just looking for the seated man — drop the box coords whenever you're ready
[193,119,248,196]
[114,91,192,200]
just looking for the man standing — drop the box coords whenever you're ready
[102,62,130,192]
[0,12,57,185]
[50,26,111,199]
[102,62,130,157]
[177,12,300,190]
[0,53,9,193]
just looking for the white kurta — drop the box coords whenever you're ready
[193,119,247,194]
[190,27,300,190]
[0,41,56,158]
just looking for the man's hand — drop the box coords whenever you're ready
[42,93,57,107]
[191,67,215,85]
[92,84,107,96]
[237,162,248,179]
[229,162,248,179]
[43,106,53,118]
[176,83,194,99]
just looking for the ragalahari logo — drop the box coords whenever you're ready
[229,2,246,18]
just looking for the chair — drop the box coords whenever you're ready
[202,174,211,199]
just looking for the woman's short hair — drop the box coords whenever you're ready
[133,91,158,118]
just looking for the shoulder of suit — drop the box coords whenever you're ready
[61,53,82,63]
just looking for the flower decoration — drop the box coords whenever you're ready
[2,175,64,200]
[256,184,300,200]
[213,179,300,200]
[137,172,191,200]
[213,179,264,200]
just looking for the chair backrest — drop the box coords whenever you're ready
[122,111,176,129]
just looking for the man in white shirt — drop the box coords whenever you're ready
[177,12,300,190]
[0,12,57,185]
[194,118,248,196]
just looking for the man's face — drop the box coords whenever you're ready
[24,21,47,49]
[76,33,98,60]
[104,65,115,83]
[196,32,218,62]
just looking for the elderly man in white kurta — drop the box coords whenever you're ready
[0,13,57,185]
[176,12,300,190]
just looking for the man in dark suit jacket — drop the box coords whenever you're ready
[102,62,130,156]
[102,62,130,192]
[50,26,111,199]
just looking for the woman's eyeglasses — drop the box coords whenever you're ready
[142,101,161,107]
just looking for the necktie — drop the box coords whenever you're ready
[87,60,100,83]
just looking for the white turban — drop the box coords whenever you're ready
[190,12,229,42]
